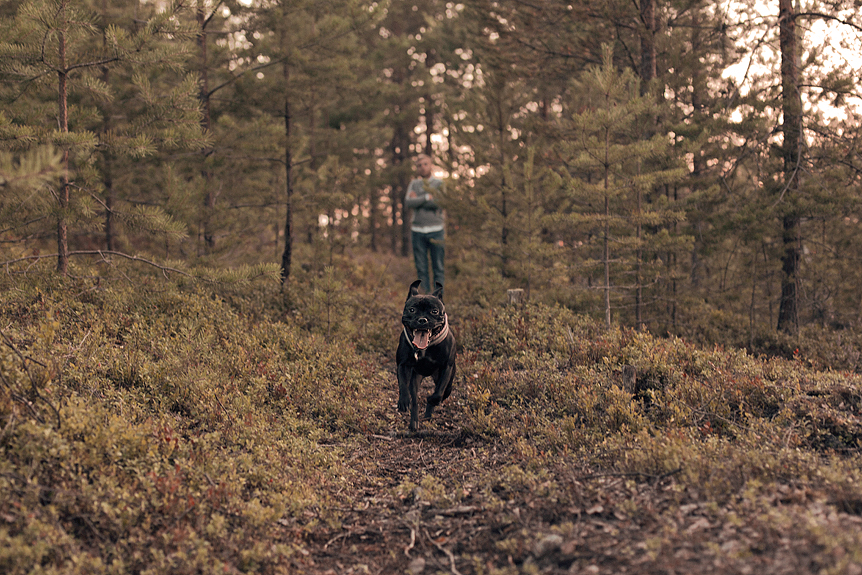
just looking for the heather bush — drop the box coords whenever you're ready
[0,271,373,574]
[3,265,862,573]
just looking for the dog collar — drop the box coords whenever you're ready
[403,313,449,351]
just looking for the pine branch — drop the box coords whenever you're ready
[0,146,63,190]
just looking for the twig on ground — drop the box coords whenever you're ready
[425,529,462,575]
[323,531,349,550]
[404,525,416,557]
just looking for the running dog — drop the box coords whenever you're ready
[396,280,456,432]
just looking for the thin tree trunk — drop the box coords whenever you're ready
[308,99,318,248]
[57,23,69,276]
[636,177,643,328]
[101,15,116,253]
[777,0,802,334]
[639,0,656,87]
[424,97,434,157]
[495,95,510,277]
[423,49,436,157]
[197,2,215,254]
[637,0,655,325]
[603,122,611,330]
[389,153,401,256]
[280,58,293,286]
[749,248,757,348]
[400,160,411,257]
[389,120,410,256]
[104,157,115,251]
[689,10,706,290]
[388,110,410,255]
[369,184,378,252]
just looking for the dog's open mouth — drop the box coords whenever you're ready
[405,322,446,351]
[412,329,432,350]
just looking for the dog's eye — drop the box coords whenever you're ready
[431,309,438,314]
[408,307,415,313]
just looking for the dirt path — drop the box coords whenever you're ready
[300,358,494,574]
[288,256,840,574]
[288,359,845,575]
[290,357,661,575]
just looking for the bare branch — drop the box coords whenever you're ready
[1,250,193,278]
[794,12,862,34]
[64,56,121,74]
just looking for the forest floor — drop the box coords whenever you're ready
[5,258,862,575]
[5,254,860,575]
[278,256,860,574]
[293,373,851,575]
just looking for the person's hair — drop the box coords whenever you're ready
[415,153,432,164]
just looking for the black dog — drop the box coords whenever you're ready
[396,280,456,432]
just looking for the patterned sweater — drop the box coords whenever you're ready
[405,177,445,232]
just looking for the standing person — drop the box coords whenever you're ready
[405,154,446,294]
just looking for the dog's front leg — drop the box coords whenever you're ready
[397,363,411,413]
[424,361,456,420]
[409,371,423,432]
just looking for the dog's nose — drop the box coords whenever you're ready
[418,318,428,324]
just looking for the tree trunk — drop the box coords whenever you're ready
[369,184,378,252]
[689,10,706,290]
[280,58,293,286]
[637,0,655,323]
[389,120,410,256]
[603,120,611,330]
[57,23,69,276]
[636,176,643,327]
[423,49,436,157]
[494,95,510,277]
[104,157,115,251]
[424,95,434,157]
[399,135,412,258]
[777,0,802,334]
[639,0,656,87]
[308,99,318,248]
[101,20,116,253]
[197,2,215,254]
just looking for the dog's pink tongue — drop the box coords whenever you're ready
[413,330,431,350]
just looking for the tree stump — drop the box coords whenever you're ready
[507,289,525,305]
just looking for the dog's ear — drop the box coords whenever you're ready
[432,282,444,301]
[408,280,422,298]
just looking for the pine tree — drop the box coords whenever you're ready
[556,44,688,329]
[0,0,206,273]
[684,0,862,335]
[776,0,803,334]
[367,0,450,256]
[236,0,383,286]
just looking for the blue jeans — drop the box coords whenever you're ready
[412,229,445,294]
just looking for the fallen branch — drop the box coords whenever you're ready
[370,434,394,442]
[575,468,682,483]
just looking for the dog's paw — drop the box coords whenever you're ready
[397,400,408,412]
